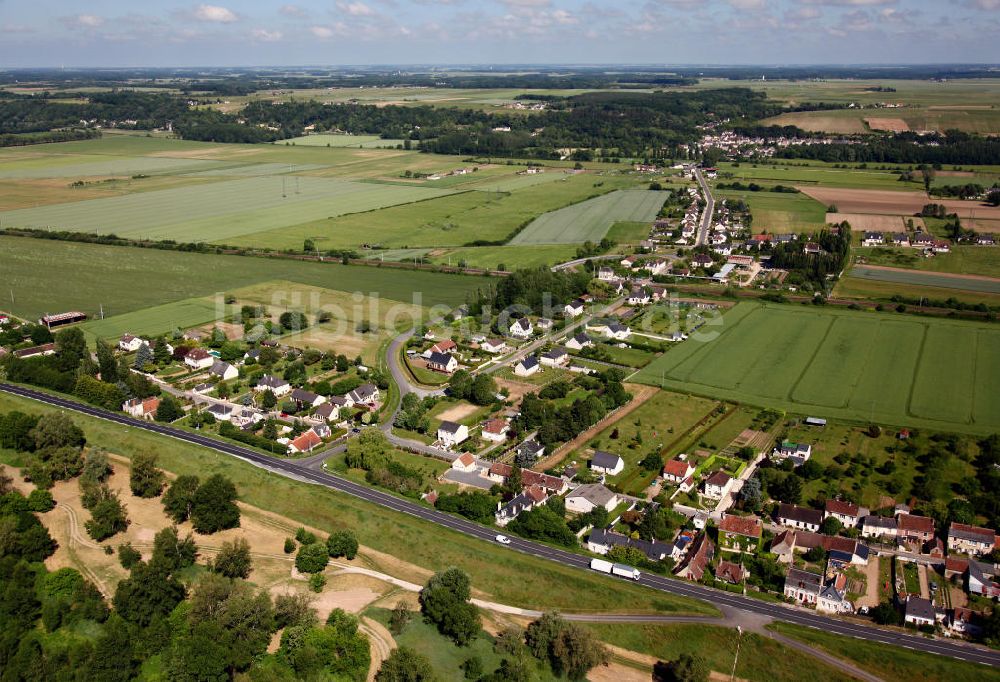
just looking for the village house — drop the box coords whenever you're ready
[255,374,291,396]
[590,451,624,476]
[715,561,746,585]
[564,332,592,351]
[896,512,935,544]
[509,317,533,339]
[776,503,823,532]
[718,514,763,553]
[675,533,714,581]
[563,300,585,317]
[948,522,997,556]
[311,423,332,439]
[565,483,618,514]
[481,418,509,443]
[861,515,898,540]
[540,347,569,367]
[824,499,867,528]
[209,360,238,382]
[596,266,616,281]
[118,334,146,353]
[347,383,380,408]
[784,568,822,605]
[662,458,695,484]
[487,462,567,495]
[184,348,215,371]
[231,407,264,430]
[817,575,853,614]
[701,471,735,501]
[426,351,459,374]
[428,339,457,356]
[911,232,934,247]
[691,253,713,268]
[122,397,160,420]
[932,240,951,253]
[627,287,651,306]
[480,338,508,354]
[514,356,540,377]
[288,430,323,454]
[904,596,937,627]
[451,452,477,473]
[290,388,326,409]
[206,403,234,421]
[437,421,469,448]
[495,487,547,527]
[771,441,812,466]
[312,402,341,423]
[861,232,884,247]
[587,528,671,562]
[516,440,545,461]
[536,318,554,332]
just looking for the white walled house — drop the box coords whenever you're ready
[437,421,469,448]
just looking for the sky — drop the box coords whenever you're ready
[0,1,998,68]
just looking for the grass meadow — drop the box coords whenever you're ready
[714,188,828,232]
[633,301,1000,434]
[849,265,1000,294]
[0,389,715,616]
[854,246,1000,279]
[1,236,483,321]
[510,189,667,245]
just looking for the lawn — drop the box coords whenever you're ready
[0,175,457,243]
[510,189,667,245]
[583,623,854,682]
[0,389,716,616]
[633,301,1000,434]
[1,236,483,321]
[767,622,1000,682]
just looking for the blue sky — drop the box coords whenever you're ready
[1,1,998,67]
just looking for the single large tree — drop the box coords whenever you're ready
[162,474,200,523]
[129,452,165,498]
[376,647,436,682]
[419,568,480,646]
[190,474,240,534]
[211,537,253,579]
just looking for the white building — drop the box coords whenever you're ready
[437,421,469,448]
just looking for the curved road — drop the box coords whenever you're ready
[2,382,998,669]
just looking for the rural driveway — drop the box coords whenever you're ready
[4,383,998,669]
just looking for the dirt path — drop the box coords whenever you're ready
[917,564,931,600]
[856,558,881,610]
[533,384,659,471]
[360,616,396,682]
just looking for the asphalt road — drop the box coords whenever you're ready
[693,168,714,247]
[3,382,998,669]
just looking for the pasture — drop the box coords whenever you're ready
[1,236,482,322]
[510,189,666,245]
[714,188,827,231]
[633,302,1000,434]
[855,245,1000,279]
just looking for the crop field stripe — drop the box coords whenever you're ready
[908,326,977,424]
[81,297,222,340]
[0,176,457,242]
[510,189,667,245]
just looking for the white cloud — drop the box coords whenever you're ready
[251,28,284,41]
[77,14,105,27]
[336,1,377,16]
[194,4,238,23]
[279,4,307,17]
[310,25,335,38]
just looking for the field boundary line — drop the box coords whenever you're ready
[904,322,931,421]
[785,314,838,405]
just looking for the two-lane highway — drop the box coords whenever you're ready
[693,168,714,247]
[2,381,998,669]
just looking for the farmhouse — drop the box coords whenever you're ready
[427,351,458,374]
[948,522,997,556]
[701,471,735,500]
[589,451,625,476]
[540,347,569,367]
[209,360,238,382]
[565,483,618,514]
[509,317,533,339]
[718,514,763,553]
[122,397,160,420]
[514,356,540,376]
[184,348,214,371]
[776,503,823,532]
[891,232,910,247]
[481,338,508,354]
[932,240,951,253]
[565,333,592,350]
[437,421,469,448]
[118,334,146,352]
[481,418,509,443]
[255,374,291,396]
[662,458,695,484]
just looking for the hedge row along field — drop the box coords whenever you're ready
[633,302,1000,434]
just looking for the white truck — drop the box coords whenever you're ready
[589,558,641,581]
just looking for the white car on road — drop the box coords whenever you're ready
[495,534,511,545]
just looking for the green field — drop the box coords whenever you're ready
[276,133,406,148]
[1,236,482,322]
[426,244,578,270]
[510,189,666,245]
[855,246,1000,280]
[633,302,1000,434]
[716,162,925,191]
[714,188,828,231]
[0,175,456,243]
[834,272,1000,307]
[850,265,1000,295]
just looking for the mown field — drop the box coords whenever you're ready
[849,265,1000,295]
[510,189,667,245]
[833,272,1000,308]
[714,187,828,231]
[854,245,1000,279]
[633,302,1000,434]
[1,236,483,321]
[715,161,926,191]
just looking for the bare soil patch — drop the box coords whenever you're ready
[801,186,1000,221]
[495,377,537,408]
[865,118,910,132]
[826,213,910,231]
[936,170,977,177]
[436,402,480,422]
